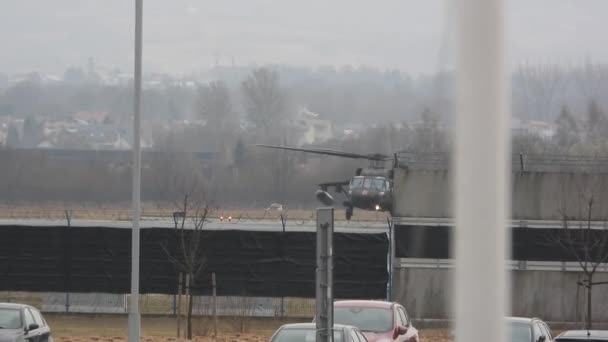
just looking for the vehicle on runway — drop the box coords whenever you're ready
[256,144,400,220]
[0,303,53,342]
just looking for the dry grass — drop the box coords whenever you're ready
[46,314,291,339]
[0,204,389,222]
[45,314,450,342]
[53,335,269,342]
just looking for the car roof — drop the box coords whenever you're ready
[557,330,608,340]
[281,323,354,330]
[0,302,30,310]
[507,317,544,324]
[335,300,394,309]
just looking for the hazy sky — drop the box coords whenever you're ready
[2,0,607,75]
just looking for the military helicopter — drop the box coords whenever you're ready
[256,144,398,220]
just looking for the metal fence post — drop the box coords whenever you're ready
[316,208,334,342]
[280,214,286,319]
[212,272,218,337]
[172,294,176,316]
[387,217,394,302]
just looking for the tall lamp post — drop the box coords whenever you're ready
[129,0,143,341]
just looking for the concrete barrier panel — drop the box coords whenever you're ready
[393,168,608,221]
[393,267,608,322]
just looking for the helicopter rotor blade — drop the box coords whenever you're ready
[255,144,390,161]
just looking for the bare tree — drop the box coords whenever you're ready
[241,67,287,138]
[198,81,233,125]
[583,100,608,150]
[162,189,211,339]
[553,104,580,152]
[197,80,235,158]
[573,61,608,106]
[548,194,608,329]
[411,108,447,153]
[242,67,297,201]
[230,295,256,333]
[514,63,567,122]
[64,208,73,227]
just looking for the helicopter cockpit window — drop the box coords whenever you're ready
[350,177,364,189]
[371,178,386,190]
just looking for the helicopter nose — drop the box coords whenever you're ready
[315,189,334,206]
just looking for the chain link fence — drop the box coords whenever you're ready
[0,292,315,318]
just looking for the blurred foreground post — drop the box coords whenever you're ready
[316,208,334,342]
[453,1,510,342]
[128,0,143,341]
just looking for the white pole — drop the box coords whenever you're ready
[453,2,510,342]
[129,0,143,341]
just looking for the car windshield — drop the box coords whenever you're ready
[0,308,22,329]
[510,322,532,342]
[271,328,344,342]
[334,307,393,333]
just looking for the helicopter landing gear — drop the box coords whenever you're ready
[345,205,354,221]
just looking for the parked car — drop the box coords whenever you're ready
[508,317,553,342]
[554,330,608,341]
[331,300,419,342]
[269,323,368,342]
[0,303,53,342]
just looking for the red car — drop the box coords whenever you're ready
[332,300,419,342]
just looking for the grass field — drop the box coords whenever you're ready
[0,203,390,222]
[45,314,451,342]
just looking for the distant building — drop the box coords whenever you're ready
[94,134,131,150]
[72,111,109,124]
[526,120,555,139]
[292,106,333,146]
[511,119,555,140]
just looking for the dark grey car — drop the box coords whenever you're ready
[554,330,608,341]
[0,303,53,342]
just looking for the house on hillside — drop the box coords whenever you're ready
[72,111,109,124]
[526,121,555,139]
[293,106,333,146]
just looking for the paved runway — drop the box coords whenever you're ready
[0,217,389,233]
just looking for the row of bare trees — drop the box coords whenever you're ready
[513,62,608,122]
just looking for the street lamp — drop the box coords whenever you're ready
[129,0,143,341]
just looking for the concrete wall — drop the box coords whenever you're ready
[393,267,608,322]
[393,168,608,220]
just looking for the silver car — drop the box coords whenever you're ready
[270,323,369,342]
[0,303,53,342]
